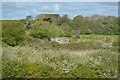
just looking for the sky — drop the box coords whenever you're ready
[2,2,118,20]
[2,0,120,2]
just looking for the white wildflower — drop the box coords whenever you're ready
[63,68,70,73]
[63,60,68,64]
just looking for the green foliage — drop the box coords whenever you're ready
[64,31,74,37]
[31,31,49,39]
[73,15,83,29]
[31,14,119,36]
[2,20,25,46]
[48,24,65,37]
[60,14,71,25]
[89,15,118,35]
[26,21,32,29]
[30,22,65,39]
[1,14,119,78]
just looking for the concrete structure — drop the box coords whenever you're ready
[51,37,69,44]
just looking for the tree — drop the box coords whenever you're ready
[60,14,71,25]
[26,15,33,20]
[73,15,83,29]
[25,15,33,29]
[2,21,25,46]
[59,14,73,32]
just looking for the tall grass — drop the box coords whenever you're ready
[2,35,118,78]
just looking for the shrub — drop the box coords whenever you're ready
[30,22,65,39]
[31,31,49,39]
[2,20,25,46]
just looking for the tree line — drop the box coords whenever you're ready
[2,14,119,46]
[34,14,119,35]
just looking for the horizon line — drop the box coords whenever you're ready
[1,14,118,20]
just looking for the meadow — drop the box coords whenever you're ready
[2,35,119,78]
[1,14,119,78]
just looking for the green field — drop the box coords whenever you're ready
[1,15,119,78]
[2,35,119,78]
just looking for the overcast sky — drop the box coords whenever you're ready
[2,2,118,20]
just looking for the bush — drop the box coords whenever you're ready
[30,23,65,39]
[31,31,49,39]
[2,20,25,46]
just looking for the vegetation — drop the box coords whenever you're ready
[2,20,26,46]
[30,22,65,39]
[1,14,119,78]
[2,14,119,46]
[2,35,118,78]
